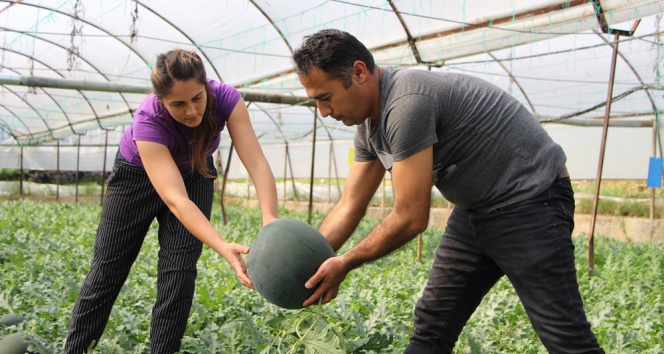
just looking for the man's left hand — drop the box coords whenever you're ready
[302,256,350,307]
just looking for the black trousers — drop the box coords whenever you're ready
[65,152,216,353]
[405,177,603,354]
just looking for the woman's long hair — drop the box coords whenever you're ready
[151,49,217,178]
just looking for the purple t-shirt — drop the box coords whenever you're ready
[119,79,241,172]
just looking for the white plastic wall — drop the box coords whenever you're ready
[0,124,659,180]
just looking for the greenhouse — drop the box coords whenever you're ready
[1,0,663,353]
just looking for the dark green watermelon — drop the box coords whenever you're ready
[247,219,334,309]
[0,314,24,327]
[0,333,30,354]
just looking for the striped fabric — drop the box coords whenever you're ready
[64,151,216,353]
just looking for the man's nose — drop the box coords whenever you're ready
[316,102,332,117]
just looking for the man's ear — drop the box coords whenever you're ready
[353,60,369,83]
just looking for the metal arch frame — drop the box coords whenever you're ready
[1,27,134,135]
[388,0,534,113]
[244,0,341,171]
[0,98,30,139]
[7,1,151,65]
[344,0,592,55]
[136,1,224,82]
[593,28,659,119]
[0,0,25,14]
[1,67,77,136]
[245,0,329,144]
[251,102,341,147]
[4,1,318,134]
[208,1,349,84]
[312,113,344,199]
[236,0,594,86]
[0,115,17,135]
[21,108,135,145]
[2,1,661,141]
[2,68,76,140]
[250,101,344,214]
[590,10,654,117]
[1,84,54,140]
[387,0,424,64]
[0,48,103,139]
[486,52,536,113]
[248,0,295,54]
[0,50,68,139]
[248,103,290,143]
[3,67,78,136]
[3,2,154,132]
[2,28,136,121]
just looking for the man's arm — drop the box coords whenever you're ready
[303,145,433,306]
[338,145,432,268]
[319,158,386,251]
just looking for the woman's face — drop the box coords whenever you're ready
[161,79,207,127]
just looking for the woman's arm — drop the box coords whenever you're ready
[136,140,253,287]
[226,99,279,226]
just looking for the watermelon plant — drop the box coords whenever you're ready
[0,199,662,353]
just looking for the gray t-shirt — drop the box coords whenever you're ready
[354,67,566,212]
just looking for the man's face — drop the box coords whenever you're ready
[299,67,371,126]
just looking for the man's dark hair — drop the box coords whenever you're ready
[293,29,375,88]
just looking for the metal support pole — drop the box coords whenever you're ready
[19,145,24,197]
[381,175,386,210]
[220,144,234,226]
[334,148,341,198]
[246,175,251,203]
[101,130,109,205]
[215,150,222,194]
[307,111,318,225]
[75,135,81,203]
[283,144,288,204]
[56,140,60,202]
[327,142,332,205]
[588,33,621,270]
[287,144,298,199]
[652,120,657,220]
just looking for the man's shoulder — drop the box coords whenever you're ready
[381,67,449,102]
[388,67,482,84]
[385,67,461,90]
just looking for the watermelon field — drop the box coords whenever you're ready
[0,199,663,353]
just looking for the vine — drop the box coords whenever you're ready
[67,0,84,71]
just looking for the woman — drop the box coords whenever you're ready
[64,49,278,353]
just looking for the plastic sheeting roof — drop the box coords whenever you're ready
[0,0,663,146]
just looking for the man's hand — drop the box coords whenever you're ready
[302,256,351,307]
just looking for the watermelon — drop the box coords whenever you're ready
[0,333,30,354]
[247,219,334,309]
[0,314,24,327]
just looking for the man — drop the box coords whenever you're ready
[292,29,603,353]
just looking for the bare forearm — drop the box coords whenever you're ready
[340,208,427,270]
[318,202,365,252]
[168,198,228,253]
[251,162,279,225]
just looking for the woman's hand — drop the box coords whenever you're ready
[218,242,254,289]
